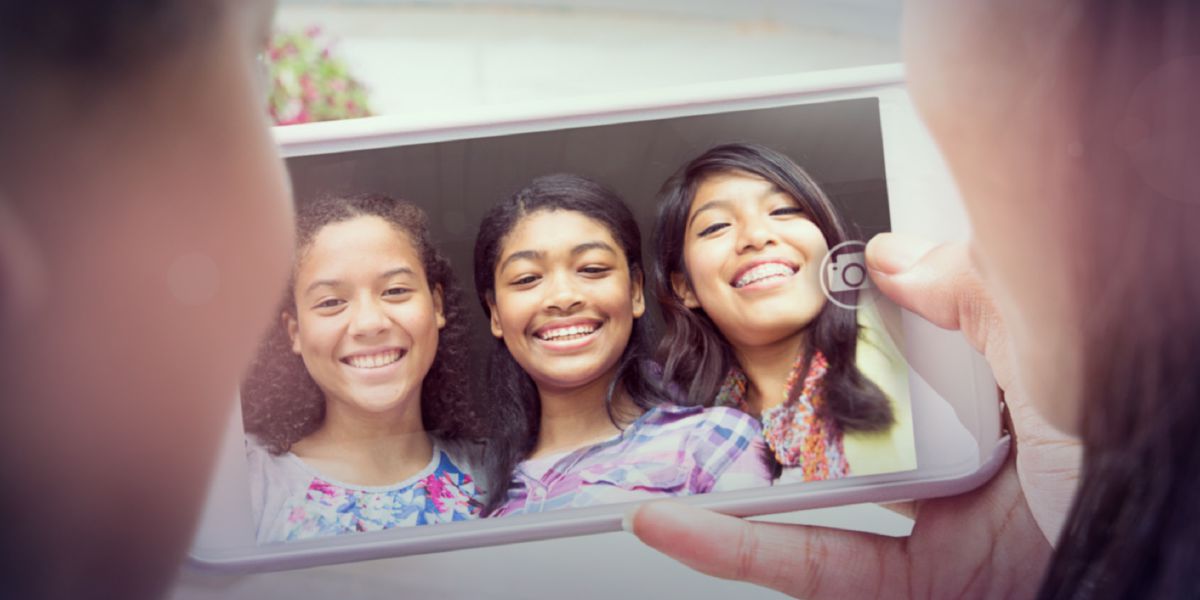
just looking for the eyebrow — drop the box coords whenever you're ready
[497,241,618,272]
[303,267,416,295]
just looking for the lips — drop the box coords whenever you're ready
[341,348,406,369]
[731,260,799,289]
[533,319,602,342]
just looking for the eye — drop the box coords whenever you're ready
[383,286,412,298]
[314,298,344,310]
[697,222,729,237]
[580,265,611,276]
[770,206,805,217]
[512,274,540,286]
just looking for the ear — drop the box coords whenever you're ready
[670,271,700,309]
[487,291,504,339]
[432,284,446,330]
[630,267,646,319]
[283,311,302,355]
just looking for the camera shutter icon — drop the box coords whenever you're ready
[827,251,870,293]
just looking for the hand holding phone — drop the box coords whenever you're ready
[627,234,1083,599]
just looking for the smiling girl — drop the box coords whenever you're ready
[654,143,895,482]
[241,193,484,543]
[474,174,771,517]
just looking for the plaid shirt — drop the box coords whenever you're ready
[492,404,771,517]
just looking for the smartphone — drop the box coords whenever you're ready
[188,63,1003,573]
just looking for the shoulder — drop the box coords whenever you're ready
[633,404,762,448]
[431,437,491,492]
[663,404,762,437]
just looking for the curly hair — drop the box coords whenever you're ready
[241,192,482,455]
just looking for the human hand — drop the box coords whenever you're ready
[626,233,1082,598]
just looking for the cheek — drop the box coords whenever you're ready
[683,244,726,295]
[295,316,335,355]
[493,295,530,337]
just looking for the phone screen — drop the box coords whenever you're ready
[240,96,918,546]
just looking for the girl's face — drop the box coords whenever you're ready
[489,210,645,394]
[286,216,445,417]
[676,171,829,350]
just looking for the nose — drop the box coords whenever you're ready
[348,298,390,337]
[544,271,585,313]
[736,213,777,254]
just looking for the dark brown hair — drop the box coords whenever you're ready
[652,142,894,445]
[240,193,481,454]
[472,173,673,515]
[1035,2,1200,597]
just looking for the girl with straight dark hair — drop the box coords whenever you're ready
[629,1,1200,598]
[474,173,771,516]
[653,142,894,482]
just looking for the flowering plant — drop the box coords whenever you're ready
[265,26,371,126]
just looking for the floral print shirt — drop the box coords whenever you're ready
[491,404,771,517]
[715,350,850,481]
[247,440,479,544]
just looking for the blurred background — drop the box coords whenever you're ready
[265,0,902,125]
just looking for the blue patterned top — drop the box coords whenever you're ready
[247,440,480,544]
[492,404,771,517]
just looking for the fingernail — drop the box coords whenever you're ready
[867,232,930,275]
[620,507,637,533]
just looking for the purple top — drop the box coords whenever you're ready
[492,404,771,517]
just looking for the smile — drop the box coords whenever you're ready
[341,349,405,369]
[534,322,602,342]
[732,261,798,289]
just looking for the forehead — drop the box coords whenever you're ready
[298,215,423,278]
[690,171,786,212]
[502,209,625,258]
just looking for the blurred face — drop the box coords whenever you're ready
[489,210,645,394]
[904,0,1085,432]
[675,171,829,350]
[286,216,445,417]
[0,1,293,595]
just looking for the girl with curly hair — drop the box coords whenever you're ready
[241,193,484,544]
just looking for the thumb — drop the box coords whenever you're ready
[626,502,906,599]
[865,233,1000,358]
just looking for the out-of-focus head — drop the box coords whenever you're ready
[903,0,1200,435]
[0,1,292,598]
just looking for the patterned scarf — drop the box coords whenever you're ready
[715,350,849,481]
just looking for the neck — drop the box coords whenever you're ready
[532,367,638,458]
[733,329,808,417]
[294,392,433,486]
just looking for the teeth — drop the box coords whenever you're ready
[734,263,795,288]
[346,350,402,368]
[538,324,599,341]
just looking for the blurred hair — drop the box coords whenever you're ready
[472,173,672,515]
[0,0,217,78]
[1036,2,1200,598]
[651,142,894,455]
[240,193,482,454]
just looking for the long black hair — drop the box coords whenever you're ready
[241,193,482,454]
[473,173,672,515]
[652,142,894,439]
[1034,1,1200,597]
